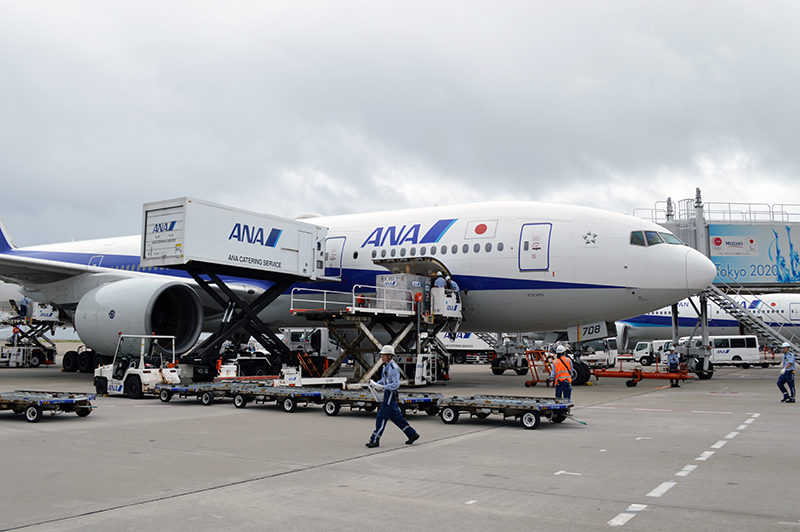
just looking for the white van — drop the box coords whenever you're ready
[680,335,760,369]
[579,337,618,368]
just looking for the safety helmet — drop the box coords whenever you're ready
[556,345,566,354]
[446,276,451,280]
[380,345,395,355]
[437,271,443,276]
[782,342,791,348]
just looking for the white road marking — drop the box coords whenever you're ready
[465,500,478,505]
[692,410,733,414]
[711,440,728,449]
[554,470,582,476]
[608,504,647,526]
[675,465,697,477]
[751,413,761,418]
[635,437,653,440]
[744,419,755,424]
[696,451,715,461]
[647,481,677,498]
[737,425,748,430]
[634,408,671,412]
[725,432,739,439]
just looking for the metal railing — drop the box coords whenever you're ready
[289,285,416,316]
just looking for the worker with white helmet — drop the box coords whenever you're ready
[434,271,446,288]
[550,345,573,401]
[365,345,420,448]
[777,341,796,403]
[667,347,681,388]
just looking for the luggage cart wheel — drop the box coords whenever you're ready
[233,394,248,409]
[521,411,541,430]
[551,413,566,424]
[201,391,215,406]
[159,389,172,403]
[625,380,637,387]
[76,404,92,417]
[440,406,459,424]
[323,399,340,416]
[24,405,43,423]
[283,397,297,413]
[425,406,439,416]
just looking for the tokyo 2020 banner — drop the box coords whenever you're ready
[710,224,800,285]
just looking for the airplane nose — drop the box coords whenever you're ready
[685,249,717,292]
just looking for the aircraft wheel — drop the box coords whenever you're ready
[515,368,529,376]
[95,378,108,395]
[521,411,541,430]
[77,352,94,373]
[440,406,459,424]
[323,399,340,416]
[62,351,78,372]
[233,394,248,409]
[25,405,43,423]
[492,367,505,375]
[159,389,172,403]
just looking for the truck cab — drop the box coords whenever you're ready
[94,334,181,399]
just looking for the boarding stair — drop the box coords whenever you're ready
[701,283,800,351]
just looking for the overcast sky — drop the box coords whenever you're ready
[1,1,799,247]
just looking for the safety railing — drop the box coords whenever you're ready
[290,285,416,316]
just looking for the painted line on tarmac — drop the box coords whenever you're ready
[608,504,647,526]
[696,451,715,461]
[711,440,728,449]
[646,481,677,498]
[675,465,697,477]
[724,431,739,439]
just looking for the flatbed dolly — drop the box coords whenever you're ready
[0,390,96,423]
[319,389,443,417]
[229,383,327,412]
[437,394,573,429]
[155,381,253,405]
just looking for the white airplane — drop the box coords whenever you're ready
[0,200,716,363]
[617,292,800,348]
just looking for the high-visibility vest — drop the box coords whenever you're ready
[554,356,572,383]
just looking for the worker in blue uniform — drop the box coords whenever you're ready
[365,345,420,448]
[434,271,446,288]
[667,347,681,387]
[778,341,796,403]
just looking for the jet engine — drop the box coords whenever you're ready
[73,277,204,356]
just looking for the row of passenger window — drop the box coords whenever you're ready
[368,242,505,260]
[630,231,683,247]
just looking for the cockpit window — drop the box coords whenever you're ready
[659,232,683,245]
[645,231,664,246]
[630,231,645,246]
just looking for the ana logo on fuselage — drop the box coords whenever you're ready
[361,219,457,248]
[229,223,282,248]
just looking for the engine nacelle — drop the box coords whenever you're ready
[74,277,204,356]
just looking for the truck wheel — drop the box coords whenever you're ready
[282,397,297,413]
[762,362,770,368]
[233,394,248,409]
[440,406,459,424]
[551,413,566,423]
[25,405,43,423]
[521,411,541,430]
[640,356,653,367]
[29,351,42,368]
[95,378,108,395]
[201,391,214,406]
[77,352,94,373]
[515,368,528,376]
[492,367,505,375]
[76,404,92,417]
[323,399,340,416]
[453,353,466,364]
[159,389,172,403]
[62,351,78,372]
[125,376,144,399]
[742,363,750,369]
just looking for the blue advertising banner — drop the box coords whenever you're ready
[710,224,800,285]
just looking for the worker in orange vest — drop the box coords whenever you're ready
[550,345,573,401]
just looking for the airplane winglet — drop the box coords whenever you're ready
[0,216,16,252]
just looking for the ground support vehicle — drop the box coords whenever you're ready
[0,390,95,423]
[592,362,691,387]
[437,394,573,430]
[760,347,782,368]
[94,335,181,399]
[228,384,327,412]
[319,389,442,417]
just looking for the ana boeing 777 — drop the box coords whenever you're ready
[0,200,717,370]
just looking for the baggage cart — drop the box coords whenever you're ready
[0,390,96,423]
[319,389,442,417]
[437,394,573,430]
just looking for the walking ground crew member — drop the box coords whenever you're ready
[778,341,796,403]
[366,345,420,448]
[550,345,573,401]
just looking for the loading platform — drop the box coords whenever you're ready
[320,389,442,416]
[0,390,95,422]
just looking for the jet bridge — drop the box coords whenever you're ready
[141,197,337,380]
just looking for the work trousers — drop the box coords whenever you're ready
[777,370,795,399]
[555,380,572,400]
[370,390,417,443]
[669,362,679,386]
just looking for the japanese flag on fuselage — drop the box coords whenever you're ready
[465,220,498,239]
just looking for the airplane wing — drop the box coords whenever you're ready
[0,252,93,285]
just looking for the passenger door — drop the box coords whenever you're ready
[325,236,346,278]
[518,223,552,271]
